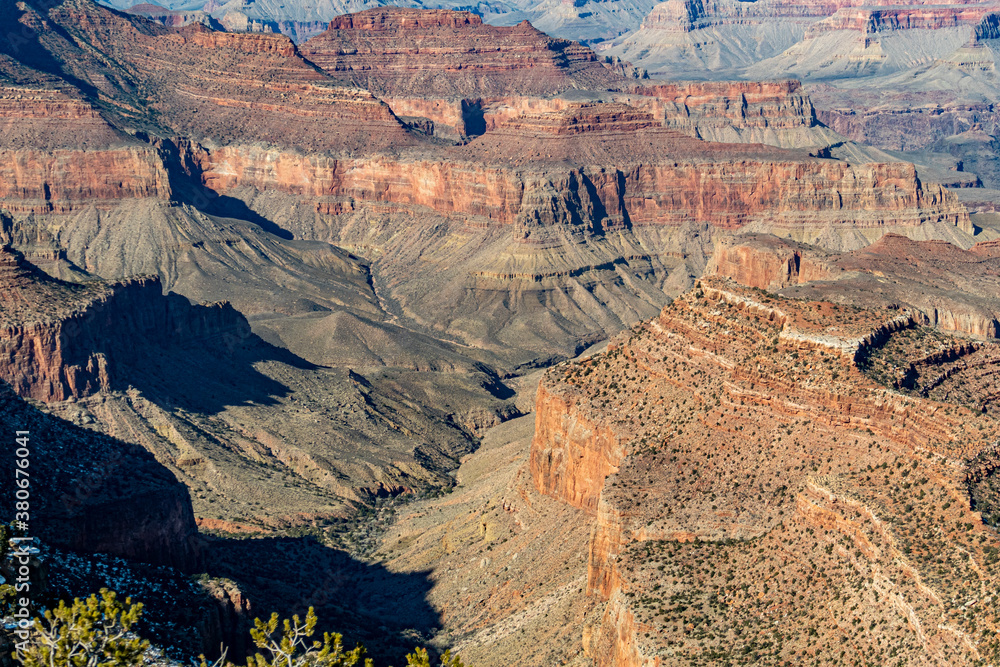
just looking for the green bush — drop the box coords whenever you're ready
[13,590,466,667]
[14,589,149,667]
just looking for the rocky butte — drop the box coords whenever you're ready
[531,276,1000,665]
[0,245,250,402]
[297,7,635,139]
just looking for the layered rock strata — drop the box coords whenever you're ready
[620,80,831,145]
[0,0,977,369]
[190,138,969,235]
[19,0,413,153]
[298,7,636,139]
[3,1,970,242]
[805,5,1000,37]
[708,233,1000,338]
[0,146,172,213]
[531,276,1000,665]
[299,9,627,99]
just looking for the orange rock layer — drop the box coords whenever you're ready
[192,143,968,233]
[806,5,1000,36]
[0,147,171,213]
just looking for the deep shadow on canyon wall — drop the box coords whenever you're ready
[0,382,442,664]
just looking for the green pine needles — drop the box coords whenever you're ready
[242,609,370,667]
[10,590,466,667]
[14,589,149,667]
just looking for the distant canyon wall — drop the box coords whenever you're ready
[0,140,971,253]
[194,145,970,234]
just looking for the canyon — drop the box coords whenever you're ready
[2,0,977,371]
[599,0,1000,205]
[0,1,999,665]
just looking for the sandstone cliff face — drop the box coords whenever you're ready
[629,79,816,125]
[530,381,626,512]
[622,160,966,231]
[0,246,250,402]
[0,147,172,213]
[706,234,837,289]
[386,78,829,147]
[531,278,1000,665]
[191,142,968,235]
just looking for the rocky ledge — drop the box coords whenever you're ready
[708,233,1000,338]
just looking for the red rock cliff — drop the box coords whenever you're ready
[0,246,251,402]
[0,147,172,213]
[194,143,969,235]
[530,379,627,512]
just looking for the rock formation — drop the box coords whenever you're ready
[299,8,627,99]
[805,4,999,36]
[617,79,841,147]
[708,233,1000,338]
[602,0,1000,195]
[188,131,968,236]
[15,0,413,153]
[125,3,221,29]
[297,7,636,139]
[604,0,996,77]
[0,0,977,381]
[0,245,250,402]
[531,276,1000,665]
